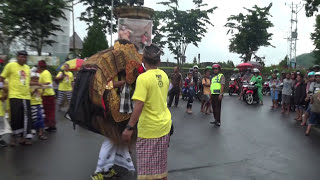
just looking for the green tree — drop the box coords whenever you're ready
[279,55,289,68]
[305,0,320,17]
[225,3,274,62]
[153,0,216,65]
[79,0,126,34]
[311,15,320,65]
[0,0,69,55]
[81,24,109,58]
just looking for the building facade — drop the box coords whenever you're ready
[42,7,71,62]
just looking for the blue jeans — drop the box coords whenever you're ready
[308,112,320,125]
[271,90,279,100]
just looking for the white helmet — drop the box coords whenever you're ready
[252,68,260,73]
[315,72,320,76]
[193,65,199,69]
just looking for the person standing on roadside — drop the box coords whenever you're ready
[185,72,195,114]
[0,50,40,146]
[201,69,211,114]
[167,66,182,108]
[55,64,74,111]
[210,64,225,126]
[38,60,56,132]
[122,44,172,180]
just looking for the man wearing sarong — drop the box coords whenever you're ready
[122,44,172,180]
[55,64,74,111]
[38,60,56,132]
[0,50,40,146]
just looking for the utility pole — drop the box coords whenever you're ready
[72,1,76,58]
[285,2,303,69]
[111,0,114,46]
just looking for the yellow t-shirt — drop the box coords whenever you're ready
[39,70,55,96]
[30,88,42,105]
[0,62,31,100]
[56,71,74,91]
[0,90,5,116]
[132,69,172,138]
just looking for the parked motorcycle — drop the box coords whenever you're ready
[245,82,260,105]
[262,81,270,95]
[228,78,240,96]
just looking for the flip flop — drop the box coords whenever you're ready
[38,135,48,140]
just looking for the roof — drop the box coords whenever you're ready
[69,32,83,50]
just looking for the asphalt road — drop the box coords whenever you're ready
[1,96,320,180]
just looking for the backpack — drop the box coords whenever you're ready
[65,66,104,135]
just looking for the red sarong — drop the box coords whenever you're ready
[136,134,170,180]
[42,96,56,127]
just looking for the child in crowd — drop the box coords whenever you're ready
[294,74,306,121]
[30,73,47,140]
[309,72,320,93]
[301,72,315,126]
[282,73,293,114]
[305,90,320,136]
[0,86,9,147]
[185,72,195,114]
[201,69,211,114]
[269,73,280,108]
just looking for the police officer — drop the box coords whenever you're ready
[210,64,225,126]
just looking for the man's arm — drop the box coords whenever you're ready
[121,100,144,143]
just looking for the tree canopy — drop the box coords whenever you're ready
[0,0,69,55]
[153,0,216,65]
[225,3,274,62]
[81,23,109,58]
[311,15,320,65]
[305,0,320,17]
[79,0,126,34]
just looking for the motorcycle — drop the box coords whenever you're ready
[228,77,240,96]
[245,82,260,105]
[262,81,270,95]
[241,80,249,101]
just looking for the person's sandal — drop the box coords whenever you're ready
[38,135,48,140]
[19,139,32,145]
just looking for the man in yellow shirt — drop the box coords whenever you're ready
[0,50,40,146]
[55,64,74,111]
[122,44,172,180]
[38,60,56,132]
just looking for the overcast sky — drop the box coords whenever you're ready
[71,0,316,66]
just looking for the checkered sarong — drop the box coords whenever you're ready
[119,84,133,113]
[136,134,170,180]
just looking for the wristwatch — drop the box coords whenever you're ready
[126,124,134,131]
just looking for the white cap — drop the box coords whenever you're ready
[31,67,38,73]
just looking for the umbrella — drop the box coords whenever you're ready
[248,61,262,70]
[236,63,253,71]
[60,58,84,71]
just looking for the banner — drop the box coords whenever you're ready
[118,18,152,53]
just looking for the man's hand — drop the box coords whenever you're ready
[219,94,223,100]
[122,129,133,143]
